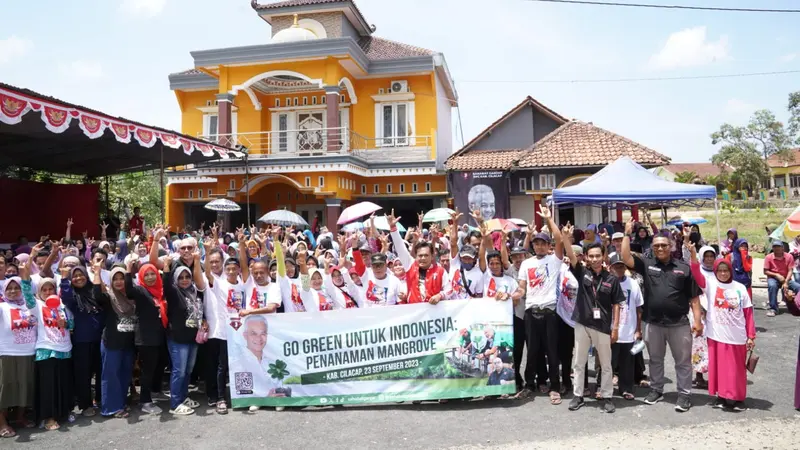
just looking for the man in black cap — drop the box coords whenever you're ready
[448,210,486,299]
[505,246,529,280]
[513,205,564,403]
[352,249,401,306]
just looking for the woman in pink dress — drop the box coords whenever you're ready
[689,248,756,411]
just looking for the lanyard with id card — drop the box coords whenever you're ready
[591,277,602,320]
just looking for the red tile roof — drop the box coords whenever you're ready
[358,36,434,60]
[251,0,369,27]
[447,96,569,164]
[446,149,527,171]
[767,148,800,167]
[664,163,726,178]
[517,120,670,168]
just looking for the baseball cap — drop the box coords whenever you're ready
[608,252,625,266]
[771,239,784,247]
[571,245,584,256]
[532,232,551,243]
[510,246,528,255]
[459,244,478,259]
[371,253,388,265]
[586,224,597,232]
[612,232,625,240]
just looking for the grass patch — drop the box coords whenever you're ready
[695,210,786,256]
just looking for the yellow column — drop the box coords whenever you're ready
[218,66,230,94]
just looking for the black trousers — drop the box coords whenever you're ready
[612,342,635,394]
[523,310,561,392]
[635,352,646,384]
[137,345,164,404]
[205,338,229,403]
[512,316,525,391]
[557,316,576,389]
[72,341,101,410]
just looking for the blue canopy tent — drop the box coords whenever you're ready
[551,157,720,241]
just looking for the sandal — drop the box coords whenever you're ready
[549,391,562,405]
[538,384,549,394]
[43,420,60,431]
[0,426,16,438]
[623,392,635,401]
[113,410,130,419]
[639,379,651,388]
[216,401,228,415]
[82,407,97,417]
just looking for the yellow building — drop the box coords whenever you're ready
[166,0,457,230]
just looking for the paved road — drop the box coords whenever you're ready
[9,289,800,449]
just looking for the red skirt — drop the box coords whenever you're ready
[707,338,748,401]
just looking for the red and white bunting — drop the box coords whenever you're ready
[40,105,74,133]
[78,114,105,139]
[159,132,181,149]
[0,86,240,159]
[109,122,132,144]
[134,128,157,148]
[0,92,31,125]
[179,138,195,155]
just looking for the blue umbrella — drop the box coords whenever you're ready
[364,216,406,233]
[666,217,708,226]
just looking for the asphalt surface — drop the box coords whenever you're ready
[8,288,800,449]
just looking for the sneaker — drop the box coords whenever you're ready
[169,404,194,416]
[767,309,776,317]
[643,390,664,405]
[568,396,585,411]
[601,398,616,414]
[152,392,170,402]
[141,402,162,414]
[182,398,201,409]
[276,406,285,411]
[514,388,534,400]
[675,395,691,412]
[207,399,218,407]
[249,405,259,412]
[712,397,726,409]
[731,401,747,412]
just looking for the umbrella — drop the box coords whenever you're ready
[342,221,365,232]
[337,201,382,225]
[422,208,455,223]
[257,209,309,228]
[364,215,406,233]
[204,199,241,212]
[770,205,800,241]
[666,217,708,226]
[485,218,519,232]
[509,218,528,227]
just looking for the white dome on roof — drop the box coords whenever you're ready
[272,14,318,43]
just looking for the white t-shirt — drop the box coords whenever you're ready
[0,301,37,356]
[34,299,72,353]
[358,269,400,307]
[556,265,579,328]
[483,272,521,318]
[243,276,281,312]
[207,274,245,340]
[616,277,644,343]
[278,275,306,313]
[702,278,753,345]
[518,254,562,310]
[448,258,485,300]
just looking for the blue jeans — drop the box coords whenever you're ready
[768,277,786,312]
[100,342,134,416]
[167,339,198,410]
[789,280,800,294]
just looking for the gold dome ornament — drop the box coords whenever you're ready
[272,14,318,43]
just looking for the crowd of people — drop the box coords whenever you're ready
[0,203,788,437]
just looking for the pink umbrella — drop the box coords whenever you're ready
[337,201,382,225]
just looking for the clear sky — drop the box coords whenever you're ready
[2,0,798,163]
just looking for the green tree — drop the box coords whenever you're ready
[711,145,766,193]
[674,170,698,184]
[105,172,163,225]
[704,172,730,191]
[789,91,800,146]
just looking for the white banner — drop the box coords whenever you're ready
[227,298,516,408]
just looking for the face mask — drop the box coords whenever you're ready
[461,261,475,271]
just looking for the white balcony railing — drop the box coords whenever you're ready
[199,128,432,163]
